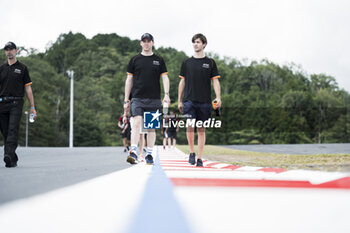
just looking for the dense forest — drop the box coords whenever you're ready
[1,32,349,146]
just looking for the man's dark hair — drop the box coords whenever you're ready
[192,33,207,45]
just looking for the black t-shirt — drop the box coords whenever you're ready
[127,54,167,99]
[118,116,130,130]
[168,117,179,132]
[0,60,32,97]
[179,56,220,103]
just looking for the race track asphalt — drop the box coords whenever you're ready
[222,143,350,155]
[0,147,131,205]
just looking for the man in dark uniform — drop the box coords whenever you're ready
[167,110,179,149]
[178,34,221,167]
[0,42,37,168]
[123,33,170,165]
[118,113,130,152]
[161,115,169,150]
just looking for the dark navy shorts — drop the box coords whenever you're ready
[183,100,212,122]
[167,130,177,139]
[131,98,161,117]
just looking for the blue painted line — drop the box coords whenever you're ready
[127,147,192,233]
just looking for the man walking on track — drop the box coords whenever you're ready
[0,42,37,168]
[178,34,221,167]
[118,113,130,152]
[123,33,170,165]
[167,110,179,149]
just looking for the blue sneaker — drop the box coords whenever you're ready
[127,151,138,164]
[188,153,196,165]
[196,159,203,167]
[145,154,154,165]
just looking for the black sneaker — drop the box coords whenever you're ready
[145,154,154,165]
[196,159,203,167]
[126,146,130,151]
[123,148,127,152]
[4,155,17,168]
[188,153,196,165]
[126,151,138,164]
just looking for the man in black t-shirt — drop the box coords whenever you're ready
[0,42,37,168]
[178,34,221,167]
[123,33,170,165]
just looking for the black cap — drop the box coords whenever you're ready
[4,42,17,50]
[141,33,154,42]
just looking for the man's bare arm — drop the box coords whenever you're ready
[212,78,221,108]
[162,74,170,104]
[178,78,185,113]
[25,85,37,118]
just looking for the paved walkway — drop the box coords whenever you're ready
[0,147,349,233]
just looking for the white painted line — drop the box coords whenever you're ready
[127,147,192,233]
[235,166,264,171]
[212,163,234,169]
[175,187,350,233]
[275,170,349,185]
[165,170,273,179]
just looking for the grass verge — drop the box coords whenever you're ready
[176,145,350,172]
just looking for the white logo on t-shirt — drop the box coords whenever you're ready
[14,69,22,74]
[153,60,160,66]
[202,63,210,68]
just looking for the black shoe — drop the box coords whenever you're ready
[145,154,154,165]
[196,159,203,167]
[4,155,17,168]
[189,153,196,165]
[123,148,127,152]
[126,151,138,164]
[126,146,130,151]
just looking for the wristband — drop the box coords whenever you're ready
[31,107,35,110]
